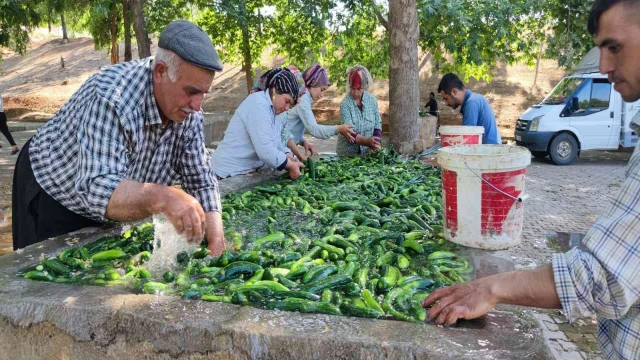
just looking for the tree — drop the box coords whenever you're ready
[0,0,41,62]
[44,0,72,42]
[325,1,389,85]
[197,0,269,93]
[131,0,151,58]
[145,0,191,34]
[70,0,122,64]
[388,0,420,153]
[122,0,132,61]
[543,0,594,69]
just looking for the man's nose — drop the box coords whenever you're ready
[599,48,615,76]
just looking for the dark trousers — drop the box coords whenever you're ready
[12,138,102,250]
[0,112,16,146]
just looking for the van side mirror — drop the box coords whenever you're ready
[570,97,580,112]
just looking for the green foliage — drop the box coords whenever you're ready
[145,0,192,34]
[71,0,121,50]
[196,0,269,71]
[542,0,594,69]
[325,1,389,86]
[268,0,333,68]
[0,0,41,60]
[416,0,545,82]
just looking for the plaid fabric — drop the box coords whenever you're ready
[29,58,221,222]
[337,91,382,156]
[552,112,640,359]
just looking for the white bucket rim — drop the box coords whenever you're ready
[437,145,531,170]
[439,126,485,135]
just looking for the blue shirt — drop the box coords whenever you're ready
[279,92,338,145]
[211,91,291,178]
[460,90,501,144]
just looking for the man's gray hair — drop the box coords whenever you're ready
[155,48,183,82]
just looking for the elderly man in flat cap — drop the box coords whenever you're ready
[12,20,226,255]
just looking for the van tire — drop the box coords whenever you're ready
[549,133,578,165]
[531,151,548,159]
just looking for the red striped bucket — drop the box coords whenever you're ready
[439,126,484,147]
[437,145,531,249]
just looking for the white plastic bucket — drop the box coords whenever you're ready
[437,145,531,250]
[439,126,484,147]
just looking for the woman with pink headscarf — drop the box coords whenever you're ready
[337,65,382,156]
[279,64,356,160]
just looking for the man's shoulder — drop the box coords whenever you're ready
[467,91,490,106]
[92,59,152,104]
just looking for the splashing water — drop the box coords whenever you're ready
[144,214,198,277]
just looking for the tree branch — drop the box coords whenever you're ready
[372,3,388,30]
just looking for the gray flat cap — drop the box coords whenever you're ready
[158,20,223,72]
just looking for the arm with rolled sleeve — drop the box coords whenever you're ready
[75,95,128,221]
[552,151,640,322]
[462,101,481,126]
[245,102,289,169]
[179,116,222,213]
[297,94,337,140]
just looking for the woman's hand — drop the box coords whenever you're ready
[302,140,318,156]
[367,136,381,152]
[337,124,356,143]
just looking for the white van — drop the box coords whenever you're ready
[515,47,639,165]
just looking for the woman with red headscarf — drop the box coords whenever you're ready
[337,65,382,156]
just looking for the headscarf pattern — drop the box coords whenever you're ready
[302,64,330,89]
[251,66,302,102]
[346,64,373,90]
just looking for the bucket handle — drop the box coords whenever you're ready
[464,162,526,203]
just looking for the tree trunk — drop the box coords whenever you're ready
[532,41,544,91]
[122,0,132,61]
[131,0,151,58]
[240,1,253,93]
[388,0,420,154]
[60,12,68,42]
[110,9,120,64]
[48,8,53,33]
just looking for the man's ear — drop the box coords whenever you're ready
[153,62,168,82]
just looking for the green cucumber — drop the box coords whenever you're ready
[301,274,351,294]
[91,249,127,262]
[42,258,72,277]
[24,270,55,282]
[340,302,384,318]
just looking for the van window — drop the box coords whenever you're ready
[566,78,612,117]
[571,80,592,113]
[590,80,611,109]
[543,78,584,105]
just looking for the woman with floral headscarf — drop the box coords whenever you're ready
[337,65,382,156]
[278,64,356,161]
[212,67,305,179]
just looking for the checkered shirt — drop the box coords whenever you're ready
[29,58,221,222]
[552,112,640,359]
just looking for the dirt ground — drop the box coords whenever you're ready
[1,27,567,139]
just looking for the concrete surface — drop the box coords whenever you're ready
[1,122,633,359]
[0,169,551,359]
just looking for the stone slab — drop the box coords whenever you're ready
[0,171,551,359]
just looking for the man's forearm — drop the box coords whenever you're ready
[205,211,225,256]
[491,264,562,309]
[105,179,166,221]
